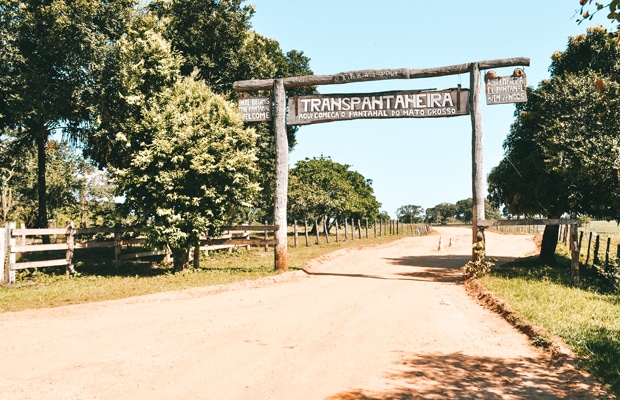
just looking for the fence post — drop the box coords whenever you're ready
[357,219,362,239]
[6,222,15,284]
[294,220,298,248]
[365,219,369,238]
[350,218,355,241]
[344,219,348,240]
[335,219,340,242]
[315,220,320,245]
[586,232,592,264]
[114,230,121,269]
[264,220,269,252]
[304,220,309,247]
[323,217,330,243]
[374,219,377,237]
[593,234,600,265]
[0,223,6,283]
[65,222,76,275]
[605,237,611,267]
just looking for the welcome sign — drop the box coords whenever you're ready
[287,88,470,126]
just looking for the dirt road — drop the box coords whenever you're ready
[0,227,612,399]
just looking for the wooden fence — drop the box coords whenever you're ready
[291,218,432,247]
[1,223,277,284]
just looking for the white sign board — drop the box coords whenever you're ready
[238,97,272,122]
[485,68,527,105]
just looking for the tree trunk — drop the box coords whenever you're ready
[35,131,51,244]
[539,224,559,264]
[172,247,190,271]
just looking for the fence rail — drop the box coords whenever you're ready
[1,223,278,284]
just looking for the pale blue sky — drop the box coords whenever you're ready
[247,1,614,217]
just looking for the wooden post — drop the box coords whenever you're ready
[264,220,269,252]
[7,222,15,284]
[586,232,592,264]
[304,220,309,247]
[65,222,76,275]
[1,223,6,283]
[114,230,121,269]
[315,219,320,245]
[605,236,611,267]
[294,220,298,247]
[571,223,580,283]
[365,219,369,238]
[593,234,600,265]
[323,217,330,243]
[470,62,485,259]
[335,219,340,242]
[351,218,355,241]
[273,78,288,271]
[344,218,348,240]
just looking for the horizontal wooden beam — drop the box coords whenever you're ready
[221,225,278,232]
[12,259,69,270]
[478,218,578,227]
[233,57,530,92]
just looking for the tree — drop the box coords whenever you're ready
[425,203,458,225]
[0,0,137,232]
[577,1,620,25]
[488,28,620,263]
[113,73,259,270]
[396,204,425,223]
[288,157,381,227]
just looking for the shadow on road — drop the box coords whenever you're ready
[326,351,612,400]
[385,255,471,283]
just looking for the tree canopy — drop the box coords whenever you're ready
[113,73,260,270]
[288,157,381,226]
[488,26,620,262]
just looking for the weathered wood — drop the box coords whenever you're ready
[233,58,531,91]
[221,225,277,232]
[12,258,70,270]
[273,78,288,270]
[204,239,278,246]
[571,221,580,283]
[477,219,579,227]
[471,62,485,260]
[0,225,6,283]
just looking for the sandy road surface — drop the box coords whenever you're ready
[0,227,612,399]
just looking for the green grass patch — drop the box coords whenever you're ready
[0,233,412,313]
[480,251,620,397]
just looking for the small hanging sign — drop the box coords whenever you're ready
[485,68,527,105]
[238,96,272,122]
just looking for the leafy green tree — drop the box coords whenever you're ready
[396,204,425,223]
[288,157,381,227]
[577,0,620,24]
[488,27,620,262]
[0,0,137,231]
[425,203,458,224]
[113,74,259,270]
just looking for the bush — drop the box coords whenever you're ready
[462,241,496,280]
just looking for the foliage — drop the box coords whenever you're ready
[461,241,496,279]
[395,204,425,223]
[577,0,620,25]
[288,156,381,225]
[488,27,620,263]
[112,73,260,270]
[424,199,500,224]
[0,0,137,229]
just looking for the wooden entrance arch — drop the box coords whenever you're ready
[234,57,530,271]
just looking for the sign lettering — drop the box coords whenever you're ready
[287,88,470,126]
[238,97,272,122]
[485,68,527,105]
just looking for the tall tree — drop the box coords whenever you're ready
[113,73,260,270]
[488,28,620,262]
[288,157,381,227]
[396,204,425,223]
[0,0,137,230]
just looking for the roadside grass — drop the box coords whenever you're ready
[0,232,412,313]
[479,246,620,397]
